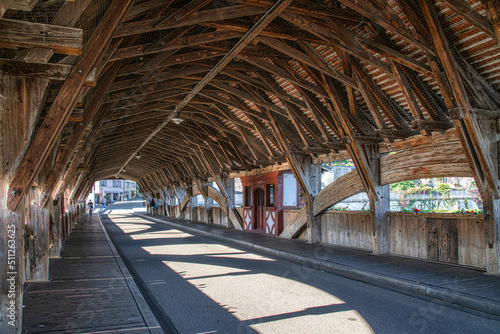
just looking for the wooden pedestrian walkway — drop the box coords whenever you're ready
[22,213,163,333]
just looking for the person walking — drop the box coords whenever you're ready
[151,198,157,216]
[103,197,107,207]
[88,200,94,216]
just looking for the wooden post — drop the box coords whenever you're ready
[176,187,186,219]
[302,157,322,243]
[476,118,499,274]
[0,74,48,333]
[205,182,214,224]
[190,194,198,222]
[364,144,391,255]
[223,176,236,228]
[24,185,50,282]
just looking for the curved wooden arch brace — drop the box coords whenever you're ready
[180,194,190,212]
[183,184,243,230]
[280,139,472,239]
[280,170,363,238]
[380,140,471,184]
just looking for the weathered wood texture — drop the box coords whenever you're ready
[23,187,49,282]
[0,74,48,333]
[389,212,486,269]
[22,214,160,333]
[6,0,133,212]
[319,211,373,251]
[0,19,82,55]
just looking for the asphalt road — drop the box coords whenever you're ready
[100,200,500,334]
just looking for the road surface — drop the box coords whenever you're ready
[100,200,500,333]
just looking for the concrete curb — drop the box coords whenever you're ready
[138,213,500,318]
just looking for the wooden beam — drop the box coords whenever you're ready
[257,36,358,89]
[484,0,500,42]
[322,76,380,201]
[439,0,497,40]
[40,63,121,207]
[7,0,36,11]
[6,0,133,211]
[110,30,243,61]
[420,0,500,198]
[0,19,82,55]
[335,0,434,55]
[174,0,295,115]
[115,5,268,38]
[0,59,95,85]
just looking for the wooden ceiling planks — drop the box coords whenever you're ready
[2,0,500,205]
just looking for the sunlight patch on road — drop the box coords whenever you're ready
[158,250,373,334]
[130,230,194,240]
[143,243,247,256]
[163,261,251,279]
[206,252,275,262]
[114,223,151,234]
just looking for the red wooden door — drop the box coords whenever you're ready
[253,188,264,230]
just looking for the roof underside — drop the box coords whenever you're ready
[2,0,500,188]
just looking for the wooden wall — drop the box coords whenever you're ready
[196,207,207,223]
[388,212,486,269]
[318,211,373,251]
[212,207,229,227]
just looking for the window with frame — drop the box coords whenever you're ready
[245,186,252,206]
[113,180,120,187]
[267,184,275,207]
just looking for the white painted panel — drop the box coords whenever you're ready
[283,174,297,206]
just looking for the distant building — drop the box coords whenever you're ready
[124,180,139,199]
[88,179,126,204]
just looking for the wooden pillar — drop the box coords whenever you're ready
[205,183,214,224]
[365,145,391,255]
[302,157,321,243]
[176,187,185,219]
[24,183,50,282]
[478,118,499,274]
[223,177,236,228]
[190,195,198,222]
[48,200,62,258]
[0,75,48,333]
[370,184,390,254]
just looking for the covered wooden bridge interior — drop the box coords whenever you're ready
[2,0,500,331]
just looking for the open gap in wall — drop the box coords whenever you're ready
[389,177,482,213]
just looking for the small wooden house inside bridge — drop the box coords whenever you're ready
[1,0,500,331]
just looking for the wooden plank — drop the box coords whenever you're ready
[438,218,451,263]
[0,19,82,55]
[6,0,134,212]
[449,219,459,264]
[418,217,428,260]
[408,217,419,258]
[427,219,439,261]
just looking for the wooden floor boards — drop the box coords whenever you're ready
[22,214,160,334]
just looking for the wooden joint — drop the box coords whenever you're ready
[449,107,465,120]
[323,141,346,150]
[411,119,453,131]
[340,136,351,144]
[375,129,418,139]
[470,108,500,119]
